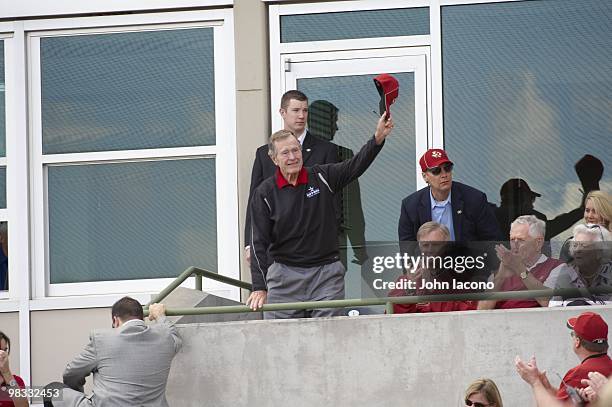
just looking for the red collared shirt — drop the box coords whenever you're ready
[275,167,308,189]
[557,353,612,403]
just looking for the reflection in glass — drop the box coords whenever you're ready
[281,8,429,43]
[48,159,217,283]
[442,0,612,246]
[41,28,216,154]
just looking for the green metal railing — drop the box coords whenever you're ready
[144,266,612,317]
[147,266,251,306]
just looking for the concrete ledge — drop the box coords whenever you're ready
[166,305,612,407]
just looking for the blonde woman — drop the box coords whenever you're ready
[584,191,612,232]
[560,190,611,261]
[464,378,503,407]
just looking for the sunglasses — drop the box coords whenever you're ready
[465,400,491,407]
[427,163,453,176]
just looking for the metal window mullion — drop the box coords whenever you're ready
[22,9,231,32]
[430,0,444,150]
[40,146,219,166]
[6,21,32,388]
[213,15,240,301]
[29,33,47,302]
[276,0,431,15]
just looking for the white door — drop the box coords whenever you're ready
[281,49,430,299]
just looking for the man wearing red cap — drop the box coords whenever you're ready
[398,148,501,242]
[516,311,612,405]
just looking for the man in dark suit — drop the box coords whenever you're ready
[244,90,338,264]
[398,148,501,243]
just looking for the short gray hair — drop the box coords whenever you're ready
[510,215,545,238]
[416,221,450,241]
[267,129,298,158]
[573,224,612,242]
[570,224,612,261]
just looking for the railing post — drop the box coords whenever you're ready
[195,273,202,291]
[385,301,394,315]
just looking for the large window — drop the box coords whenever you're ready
[442,0,612,243]
[280,7,429,42]
[48,159,217,283]
[28,13,237,297]
[41,28,216,154]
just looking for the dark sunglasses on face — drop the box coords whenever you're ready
[427,163,453,176]
[465,400,491,407]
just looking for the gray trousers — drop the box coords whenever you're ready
[265,261,346,319]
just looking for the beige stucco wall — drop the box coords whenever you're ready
[30,308,110,388]
[0,313,20,377]
[234,0,270,292]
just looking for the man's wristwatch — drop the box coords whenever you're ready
[520,270,529,280]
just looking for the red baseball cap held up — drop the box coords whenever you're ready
[373,74,399,117]
[419,148,453,172]
[567,311,608,344]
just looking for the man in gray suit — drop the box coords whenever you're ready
[44,297,181,407]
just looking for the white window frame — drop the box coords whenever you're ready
[1,21,34,385]
[2,0,234,20]
[27,10,239,301]
[0,32,12,302]
[0,33,9,210]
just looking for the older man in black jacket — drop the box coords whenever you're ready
[248,115,394,319]
[244,90,338,264]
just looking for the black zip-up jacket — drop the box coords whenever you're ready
[249,136,384,291]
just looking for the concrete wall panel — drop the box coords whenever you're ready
[166,306,612,407]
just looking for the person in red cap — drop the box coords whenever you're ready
[516,311,612,406]
[398,148,501,242]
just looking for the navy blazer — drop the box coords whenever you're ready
[245,131,338,244]
[398,181,502,242]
